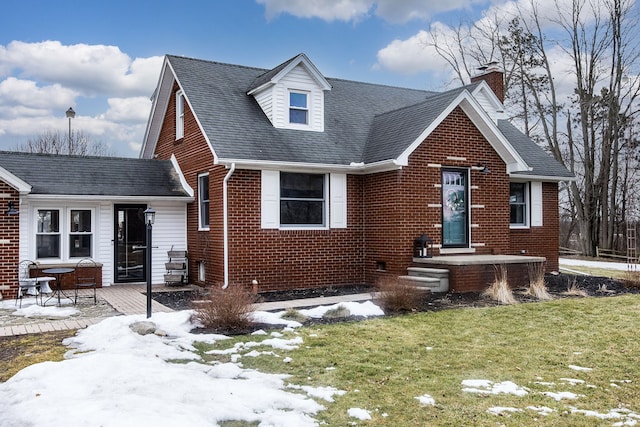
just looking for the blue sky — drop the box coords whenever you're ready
[0,0,577,157]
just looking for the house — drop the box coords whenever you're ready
[140,53,573,294]
[0,153,192,299]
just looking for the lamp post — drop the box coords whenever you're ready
[66,107,76,143]
[144,206,156,318]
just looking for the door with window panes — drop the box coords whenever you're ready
[441,169,469,248]
[114,204,147,282]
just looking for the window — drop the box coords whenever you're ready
[198,173,210,229]
[289,91,308,125]
[36,208,94,260]
[176,90,185,139]
[510,182,528,226]
[280,172,325,226]
[37,209,60,258]
[69,209,92,258]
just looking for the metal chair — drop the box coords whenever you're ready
[17,260,40,307]
[17,260,56,307]
[75,258,97,304]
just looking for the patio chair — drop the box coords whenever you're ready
[17,260,40,307]
[75,258,97,304]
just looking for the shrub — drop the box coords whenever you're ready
[563,278,589,297]
[193,284,257,333]
[482,264,517,305]
[374,277,429,314]
[524,262,553,301]
[623,270,640,288]
[323,305,351,319]
[281,308,308,323]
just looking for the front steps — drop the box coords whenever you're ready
[399,267,450,293]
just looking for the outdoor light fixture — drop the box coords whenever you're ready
[144,206,156,225]
[144,206,156,318]
[66,107,76,142]
[477,163,491,174]
[6,201,19,215]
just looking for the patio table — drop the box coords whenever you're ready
[42,268,75,306]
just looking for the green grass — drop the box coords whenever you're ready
[200,295,640,426]
[0,330,77,382]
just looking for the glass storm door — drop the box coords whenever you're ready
[442,169,469,248]
[114,204,147,282]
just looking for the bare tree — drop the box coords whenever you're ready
[428,0,640,256]
[15,129,114,157]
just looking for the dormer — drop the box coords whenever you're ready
[247,54,332,132]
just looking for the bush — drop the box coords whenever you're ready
[374,277,429,314]
[193,284,257,333]
[323,304,352,319]
[524,262,553,301]
[624,270,640,288]
[482,264,517,305]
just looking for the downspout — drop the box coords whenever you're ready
[222,163,236,289]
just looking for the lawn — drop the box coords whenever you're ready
[3,293,640,425]
[202,294,640,426]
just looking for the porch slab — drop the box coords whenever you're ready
[411,254,547,293]
[414,254,546,266]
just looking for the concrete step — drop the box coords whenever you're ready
[401,267,450,293]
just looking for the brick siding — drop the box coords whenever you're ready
[0,182,19,299]
[154,86,561,293]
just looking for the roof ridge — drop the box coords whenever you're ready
[166,54,269,74]
[371,86,465,119]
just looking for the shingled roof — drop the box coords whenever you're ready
[159,54,571,179]
[0,151,191,197]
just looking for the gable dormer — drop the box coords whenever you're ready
[247,54,332,132]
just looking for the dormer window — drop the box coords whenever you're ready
[289,91,308,125]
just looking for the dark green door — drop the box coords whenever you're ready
[442,169,469,248]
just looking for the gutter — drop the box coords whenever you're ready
[222,163,236,289]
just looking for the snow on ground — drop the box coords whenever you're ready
[560,257,639,271]
[3,296,640,425]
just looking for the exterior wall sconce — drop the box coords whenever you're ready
[477,163,491,174]
[413,233,434,258]
[6,201,19,215]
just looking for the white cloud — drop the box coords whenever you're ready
[0,40,162,97]
[0,77,77,116]
[375,30,436,74]
[257,0,372,22]
[102,97,153,123]
[0,40,162,156]
[256,0,488,23]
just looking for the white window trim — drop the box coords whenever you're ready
[509,181,544,229]
[509,181,529,229]
[198,172,210,231]
[261,171,346,230]
[34,207,95,261]
[287,89,310,129]
[176,90,185,140]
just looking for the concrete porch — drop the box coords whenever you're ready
[404,254,546,293]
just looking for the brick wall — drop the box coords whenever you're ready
[508,182,560,271]
[0,182,20,299]
[364,107,510,285]
[154,82,222,286]
[155,84,366,292]
[154,84,561,293]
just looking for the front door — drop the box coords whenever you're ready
[114,204,147,283]
[442,169,469,248]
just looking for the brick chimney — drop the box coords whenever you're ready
[470,62,504,103]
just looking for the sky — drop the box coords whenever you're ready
[0,0,634,158]
[2,257,639,425]
[0,0,515,158]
